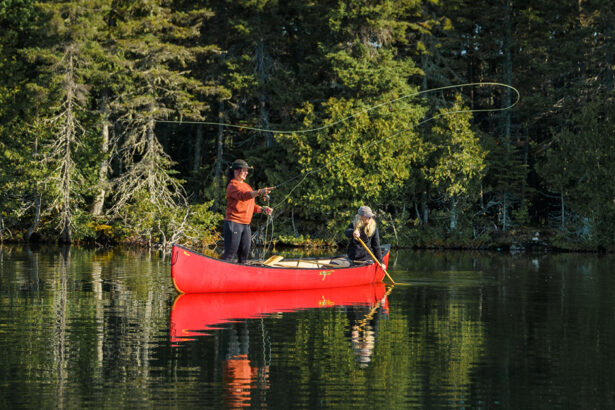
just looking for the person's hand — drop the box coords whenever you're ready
[263,206,273,215]
[381,263,386,270]
[353,230,360,239]
[258,187,275,196]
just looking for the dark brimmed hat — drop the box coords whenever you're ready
[231,159,253,170]
[358,206,374,218]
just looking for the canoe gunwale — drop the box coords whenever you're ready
[171,243,390,271]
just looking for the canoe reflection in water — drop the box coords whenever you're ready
[169,282,388,343]
[170,283,389,401]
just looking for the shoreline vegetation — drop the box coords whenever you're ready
[1,225,608,255]
[2,2,615,253]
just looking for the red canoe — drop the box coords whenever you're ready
[171,243,390,293]
[170,282,388,343]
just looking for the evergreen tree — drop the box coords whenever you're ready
[517,0,613,239]
[189,0,284,205]
[448,0,526,232]
[427,96,486,231]
[19,0,112,242]
[536,101,615,246]
[276,0,427,237]
[0,0,40,240]
[107,0,217,214]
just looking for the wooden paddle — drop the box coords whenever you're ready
[263,255,284,266]
[356,237,395,284]
[356,285,395,330]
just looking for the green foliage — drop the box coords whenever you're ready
[107,0,219,216]
[273,1,428,237]
[273,234,332,248]
[185,201,225,247]
[70,208,100,242]
[276,94,425,237]
[2,0,615,250]
[536,100,615,244]
[480,133,527,229]
[427,95,486,198]
[117,190,222,246]
[399,224,443,248]
[511,200,531,227]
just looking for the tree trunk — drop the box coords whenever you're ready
[146,111,157,195]
[414,200,420,223]
[560,191,565,230]
[192,124,203,200]
[58,53,76,244]
[606,21,613,92]
[575,1,586,81]
[291,208,298,237]
[450,195,457,231]
[421,192,429,225]
[59,206,71,243]
[215,100,225,185]
[91,93,111,216]
[25,133,41,242]
[25,195,42,242]
[521,134,528,201]
[193,124,202,174]
[500,0,513,233]
[255,39,273,147]
[502,201,508,233]
[503,0,512,153]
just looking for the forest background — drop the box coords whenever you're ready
[1,0,614,252]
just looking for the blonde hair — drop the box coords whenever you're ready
[353,214,376,238]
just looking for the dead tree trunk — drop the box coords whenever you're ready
[91,92,111,216]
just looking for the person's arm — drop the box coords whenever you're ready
[228,183,274,201]
[344,222,355,238]
[227,182,254,201]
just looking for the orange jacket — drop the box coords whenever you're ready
[225,179,262,224]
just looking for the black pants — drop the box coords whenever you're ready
[222,220,252,263]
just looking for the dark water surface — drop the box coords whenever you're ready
[1,245,615,408]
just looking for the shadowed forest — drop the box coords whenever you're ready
[1,0,614,251]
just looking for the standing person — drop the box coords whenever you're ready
[345,206,384,268]
[222,159,274,264]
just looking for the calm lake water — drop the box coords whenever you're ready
[1,244,615,408]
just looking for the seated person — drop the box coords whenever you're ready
[331,206,384,268]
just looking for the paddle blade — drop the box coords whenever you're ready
[263,255,284,266]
